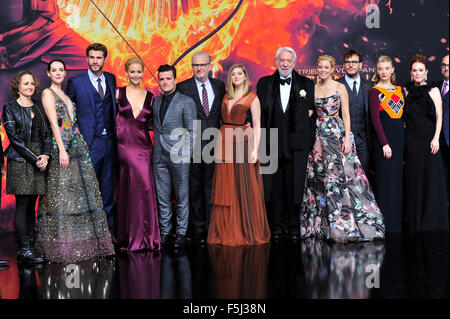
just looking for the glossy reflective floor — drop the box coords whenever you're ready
[0,232,448,299]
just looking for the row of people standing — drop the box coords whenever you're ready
[369,53,448,233]
[1,49,117,264]
[1,44,448,266]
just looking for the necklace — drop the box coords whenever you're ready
[17,97,33,107]
[377,83,395,90]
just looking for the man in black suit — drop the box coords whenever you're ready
[177,52,226,244]
[257,47,316,243]
[437,54,449,213]
[337,49,372,175]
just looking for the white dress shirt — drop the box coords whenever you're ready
[195,77,215,112]
[345,74,361,95]
[280,74,292,113]
[88,69,106,95]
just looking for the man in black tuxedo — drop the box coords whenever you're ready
[177,52,226,244]
[257,47,316,243]
[436,54,449,213]
[337,49,372,175]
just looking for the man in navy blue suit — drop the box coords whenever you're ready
[66,43,118,238]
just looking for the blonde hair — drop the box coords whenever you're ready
[316,55,336,69]
[125,57,145,72]
[227,64,250,99]
[375,55,396,84]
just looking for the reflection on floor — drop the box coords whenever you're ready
[0,232,447,299]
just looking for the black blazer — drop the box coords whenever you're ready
[177,77,225,124]
[1,99,52,163]
[434,80,449,148]
[177,76,226,146]
[257,70,316,151]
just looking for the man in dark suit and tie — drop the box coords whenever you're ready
[437,54,449,213]
[66,43,118,238]
[257,47,316,243]
[337,49,372,175]
[177,52,226,244]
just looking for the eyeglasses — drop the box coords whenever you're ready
[192,63,210,68]
[441,63,449,68]
[344,60,360,65]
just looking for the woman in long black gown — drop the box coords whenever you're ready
[404,54,448,232]
[369,56,405,233]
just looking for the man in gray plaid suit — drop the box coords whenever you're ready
[153,64,197,248]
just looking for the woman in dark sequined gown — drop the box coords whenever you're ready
[36,60,114,263]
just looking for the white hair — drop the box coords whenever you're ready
[192,51,211,63]
[276,47,297,63]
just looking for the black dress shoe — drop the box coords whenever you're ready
[192,232,206,244]
[173,235,186,248]
[271,232,283,242]
[288,233,300,243]
[161,234,171,247]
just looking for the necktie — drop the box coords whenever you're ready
[352,80,358,95]
[97,78,105,99]
[442,81,448,97]
[280,77,291,85]
[202,83,209,116]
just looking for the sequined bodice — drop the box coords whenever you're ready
[315,92,340,117]
[49,88,77,126]
[48,88,82,150]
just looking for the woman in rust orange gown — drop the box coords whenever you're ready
[207,64,270,246]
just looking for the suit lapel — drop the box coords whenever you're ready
[265,72,278,124]
[83,72,95,114]
[154,96,162,128]
[361,79,370,114]
[188,78,203,115]
[210,78,221,115]
[162,92,179,127]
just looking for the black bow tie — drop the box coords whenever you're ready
[280,77,292,85]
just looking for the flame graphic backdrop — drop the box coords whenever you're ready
[0,0,448,232]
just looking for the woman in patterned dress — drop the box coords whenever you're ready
[36,60,114,263]
[300,55,384,242]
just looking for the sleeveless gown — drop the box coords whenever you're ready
[403,83,448,232]
[116,87,161,251]
[207,92,271,246]
[300,91,385,242]
[37,88,114,263]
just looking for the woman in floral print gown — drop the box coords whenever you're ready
[300,55,384,242]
